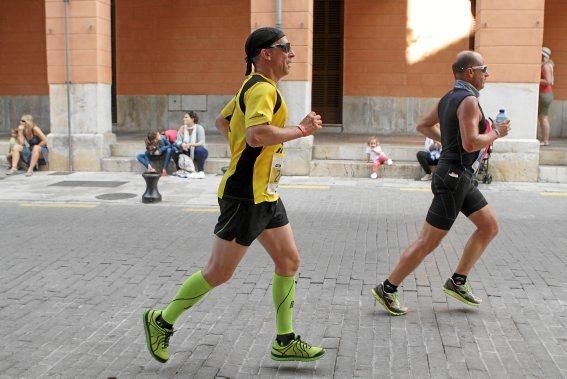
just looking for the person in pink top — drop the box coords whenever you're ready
[538,47,554,146]
[161,128,178,145]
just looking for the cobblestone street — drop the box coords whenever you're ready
[1,173,566,378]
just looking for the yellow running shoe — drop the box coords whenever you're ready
[271,335,325,362]
[142,309,174,363]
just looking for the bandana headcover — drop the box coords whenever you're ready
[244,27,286,75]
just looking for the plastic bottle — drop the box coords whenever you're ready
[495,109,508,124]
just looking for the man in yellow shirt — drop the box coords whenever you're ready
[143,27,325,364]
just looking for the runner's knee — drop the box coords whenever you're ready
[202,265,234,287]
[414,235,441,257]
[275,252,300,275]
[479,219,499,239]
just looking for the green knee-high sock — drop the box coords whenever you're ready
[272,274,296,335]
[162,270,212,325]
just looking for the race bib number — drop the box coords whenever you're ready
[267,150,285,195]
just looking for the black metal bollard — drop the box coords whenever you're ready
[142,172,162,203]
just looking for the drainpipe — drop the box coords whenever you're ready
[63,0,73,172]
[275,0,282,29]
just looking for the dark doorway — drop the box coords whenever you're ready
[111,0,117,125]
[312,0,343,125]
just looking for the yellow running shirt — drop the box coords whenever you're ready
[218,73,288,204]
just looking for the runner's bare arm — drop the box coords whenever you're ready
[214,114,229,140]
[246,112,322,147]
[458,97,509,152]
[416,103,441,141]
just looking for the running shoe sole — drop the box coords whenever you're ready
[271,351,325,362]
[442,287,480,307]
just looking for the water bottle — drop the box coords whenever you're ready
[495,109,508,124]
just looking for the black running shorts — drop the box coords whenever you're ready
[214,197,289,246]
[426,164,488,230]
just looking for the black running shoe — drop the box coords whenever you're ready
[371,283,408,316]
[443,278,482,307]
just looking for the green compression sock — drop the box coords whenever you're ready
[162,270,212,325]
[272,273,296,335]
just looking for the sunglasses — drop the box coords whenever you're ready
[20,120,26,123]
[267,42,291,53]
[469,65,488,74]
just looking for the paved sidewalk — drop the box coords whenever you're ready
[1,170,566,378]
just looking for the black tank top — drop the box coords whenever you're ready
[437,88,486,168]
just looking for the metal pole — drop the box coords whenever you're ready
[63,0,73,172]
[275,0,282,29]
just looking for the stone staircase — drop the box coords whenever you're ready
[309,134,423,178]
[98,132,425,179]
[1,133,566,182]
[538,140,567,183]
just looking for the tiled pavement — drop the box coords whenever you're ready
[0,171,566,378]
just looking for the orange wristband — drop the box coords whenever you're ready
[296,125,307,137]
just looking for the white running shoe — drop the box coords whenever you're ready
[187,172,200,179]
[420,173,432,181]
[370,172,378,179]
[197,171,205,179]
[387,159,393,165]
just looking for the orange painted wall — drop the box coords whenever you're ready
[343,0,469,98]
[115,0,250,95]
[0,0,48,95]
[475,0,543,84]
[543,0,567,100]
[45,0,112,85]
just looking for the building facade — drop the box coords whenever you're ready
[1,0,565,179]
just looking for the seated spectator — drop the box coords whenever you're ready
[137,130,174,176]
[417,137,441,181]
[366,136,393,179]
[6,115,48,177]
[176,111,208,179]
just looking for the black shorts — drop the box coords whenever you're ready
[426,164,488,230]
[214,197,289,246]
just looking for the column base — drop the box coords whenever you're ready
[279,81,313,176]
[282,135,313,176]
[489,138,539,182]
[47,132,116,171]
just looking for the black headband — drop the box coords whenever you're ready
[244,27,285,75]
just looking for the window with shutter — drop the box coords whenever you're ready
[312,0,344,125]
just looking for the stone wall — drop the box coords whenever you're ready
[342,96,437,135]
[1,96,50,134]
[115,94,233,133]
[548,100,567,138]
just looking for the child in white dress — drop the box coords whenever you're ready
[366,136,393,179]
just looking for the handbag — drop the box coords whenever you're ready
[178,154,195,173]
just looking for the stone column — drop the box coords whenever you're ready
[45,0,115,171]
[475,0,544,181]
[251,0,314,175]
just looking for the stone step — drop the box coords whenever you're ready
[0,154,49,171]
[101,156,142,173]
[309,159,423,179]
[313,143,422,161]
[101,156,229,175]
[539,146,567,165]
[538,165,567,183]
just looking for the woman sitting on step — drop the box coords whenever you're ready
[175,111,208,179]
[6,114,48,177]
